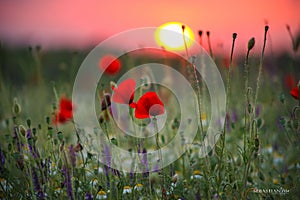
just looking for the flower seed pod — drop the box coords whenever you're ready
[12,98,21,115]
[19,125,26,137]
[74,143,83,152]
[198,30,203,37]
[233,33,237,39]
[248,37,255,51]
[265,26,269,32]
[57,131,63,141]
[101,93,111,111]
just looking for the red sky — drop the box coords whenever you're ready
[0,0,299,55]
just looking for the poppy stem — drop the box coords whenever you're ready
[243,48,251,155]
[206,31,214,59]
[183,25,211,199]
[254,26,269,114]
[153,117,164,197]
[218,33,237,189]
[181,25,190,58]
[242,37,255,196]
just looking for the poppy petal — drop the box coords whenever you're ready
[53,97,73,125]
[99,55,121,75]
[135,92,164,119]
[290,86,299,100]
[112,79,136,104]
[60,97,73,112]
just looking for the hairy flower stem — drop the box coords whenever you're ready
[207,31,214,59]
[254,26,269,113]
[182,25,211,199]
[153,117,164,198]
[218,33,237,189]
[242,37,255,195]
[243,49,250,155]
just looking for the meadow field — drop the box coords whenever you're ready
[0,25,299,200]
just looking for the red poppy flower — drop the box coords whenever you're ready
[99,55,121,75]
[290,86,299,100]
[53,97,73,124]
[284,74,296,90]
[112,79,136,107]
[134,92,164,119]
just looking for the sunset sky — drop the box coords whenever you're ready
[0,0,299,54]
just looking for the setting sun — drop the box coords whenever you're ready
[155,22,195,51]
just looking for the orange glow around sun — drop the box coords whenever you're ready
[155,22,195,51]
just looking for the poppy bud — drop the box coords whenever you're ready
[12,98,21,115]
[101,93,111,111]
[181,25,185,31]
[57,131,63,141]
[18,125,26,137]
[247,37,255,51]
[74,143,83,152]
[233,33,237,39]
[198,30,203,37]
[46,116,50,125]
[265,25,269,32]
[99,115,104,124]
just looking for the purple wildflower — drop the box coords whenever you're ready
[129,171,134,185]
[142,148,149,176]
[277,116,285,131]
[153,163,159,173]
[68,145,76,168]
[31,167,46,199]
[104,145,111,168]
[62,166,74,200]
[104,165,110,188]
[26,128,39,159]
[103,144,112,178]
[41,157,51,182]
[85,192,93,200]
[0,147,5,173]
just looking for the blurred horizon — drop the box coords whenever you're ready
[0,0,300,55]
